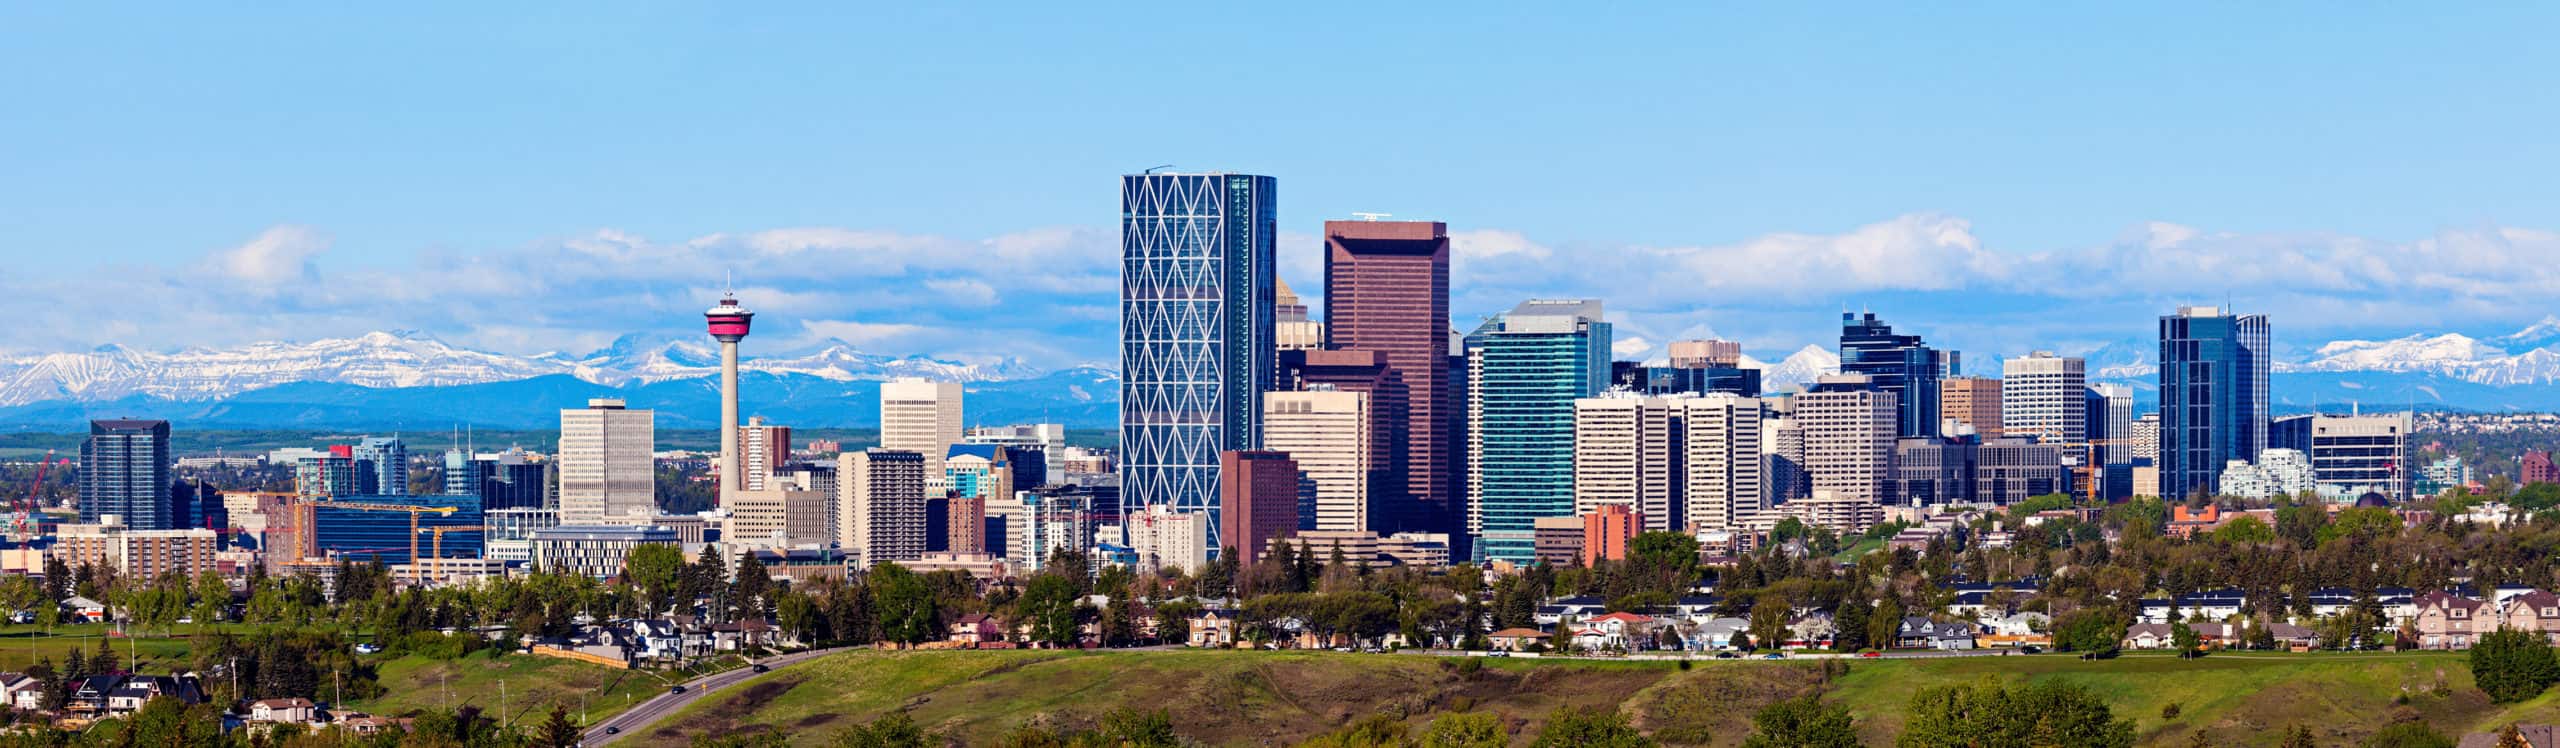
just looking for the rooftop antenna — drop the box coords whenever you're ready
[1142,164,1175,174]
[1351,212,1391,221]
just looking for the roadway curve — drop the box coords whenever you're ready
[584,646,848,746]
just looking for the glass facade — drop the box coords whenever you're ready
[1839,313,1948,438]
[80,420,172,529]
[1119,173,1276,552]
[2157,307,2270,499]
[1465,300,1611,564]
[311,494,484,564]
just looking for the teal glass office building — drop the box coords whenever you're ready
[1464,300,1611,564]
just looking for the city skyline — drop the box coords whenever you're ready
[6,7,2560,373]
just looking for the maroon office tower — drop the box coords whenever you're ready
[1323,220,1451,533]
[1220,450,1302,569]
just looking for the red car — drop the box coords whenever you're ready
[1859,651,1883,658]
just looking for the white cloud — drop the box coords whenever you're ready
[18,214,2560,375]
[206,225,329,287]
[924,278,1000,306]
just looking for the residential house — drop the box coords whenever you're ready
[2498,589,2560,645]
[1571,612,1658,651]
[2137,589,2247,624]
[1533,596,1608,627]
[102,675,204,717]
[949,614,1009,646]
[2415,590,2493,650]
[1487,628,1548,652]
[0,673,38,712]
[246,697,319,724]
[2122,623,2178,650]
[1693,617,1752,651]
[1894,617,1978,650]
[2264,621,2320,651]
[1186,610,1238,648]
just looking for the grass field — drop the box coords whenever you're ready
[627,648,2560,747]
[356,650,687,728]
[0,622,658,732]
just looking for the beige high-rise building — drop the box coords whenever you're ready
[558,398,656,525]
[1797,375,1897,503]
[880,378,963,474]
[1941,376,2004,439]
[837,449,928,564]
[726,488,830,549]
[1668,339,1743,369]
[1572,392,1684,532]
[1264,388,1372,532]
[1275,278,1327,352]
[2001,352,2087,445]
[1681,394,1764,531]
[2131,412,2161,462]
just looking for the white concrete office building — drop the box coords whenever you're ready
[881,378,964,474]
[1681,394,1765,532]
[1572,392,1685,532]
[1797,375,1898,504]
[557,399,655,525]
[2001,352,2086,445]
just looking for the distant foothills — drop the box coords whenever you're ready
[2,316,2559,431]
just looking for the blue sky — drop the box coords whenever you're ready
[6,4,2559,368]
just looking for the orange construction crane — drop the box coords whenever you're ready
[301,500,458,586]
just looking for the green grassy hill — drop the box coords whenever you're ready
[632,649,2560,747]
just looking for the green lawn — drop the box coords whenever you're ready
[627,648,2549,747]
[357,650,684,728]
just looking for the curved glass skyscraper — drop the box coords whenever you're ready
[1120,173,1276,553]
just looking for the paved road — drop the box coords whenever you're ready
[584,647,847,746]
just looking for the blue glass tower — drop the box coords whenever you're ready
[1839,312,1948,438]
[1120,172,1276,551]
[1464,300,1611,564]
[2158,306,2270,499]
[80,419,172,529]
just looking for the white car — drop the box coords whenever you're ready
[354,643,382,655]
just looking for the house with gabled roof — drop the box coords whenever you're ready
[2415,590,2492,650]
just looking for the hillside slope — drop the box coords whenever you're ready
[635,649,2560,747]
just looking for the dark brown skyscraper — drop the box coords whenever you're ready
[1220,450,1302,568]
[1323,220,1451,533]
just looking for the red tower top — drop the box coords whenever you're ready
[706,294,754,343]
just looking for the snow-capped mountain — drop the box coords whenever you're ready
[1745,344,1841,392]
[2281,330,2560,386]
[565,333,1041,385]
[2497,315,2560,352]
[0,331,1051,408]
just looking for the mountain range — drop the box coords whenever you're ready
[4,317,2558,431]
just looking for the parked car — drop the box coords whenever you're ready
[2020,645,2042,655]
[353,643,381,655]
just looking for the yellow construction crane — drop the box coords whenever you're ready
[412,525,482,585]
[301,500,458,586]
